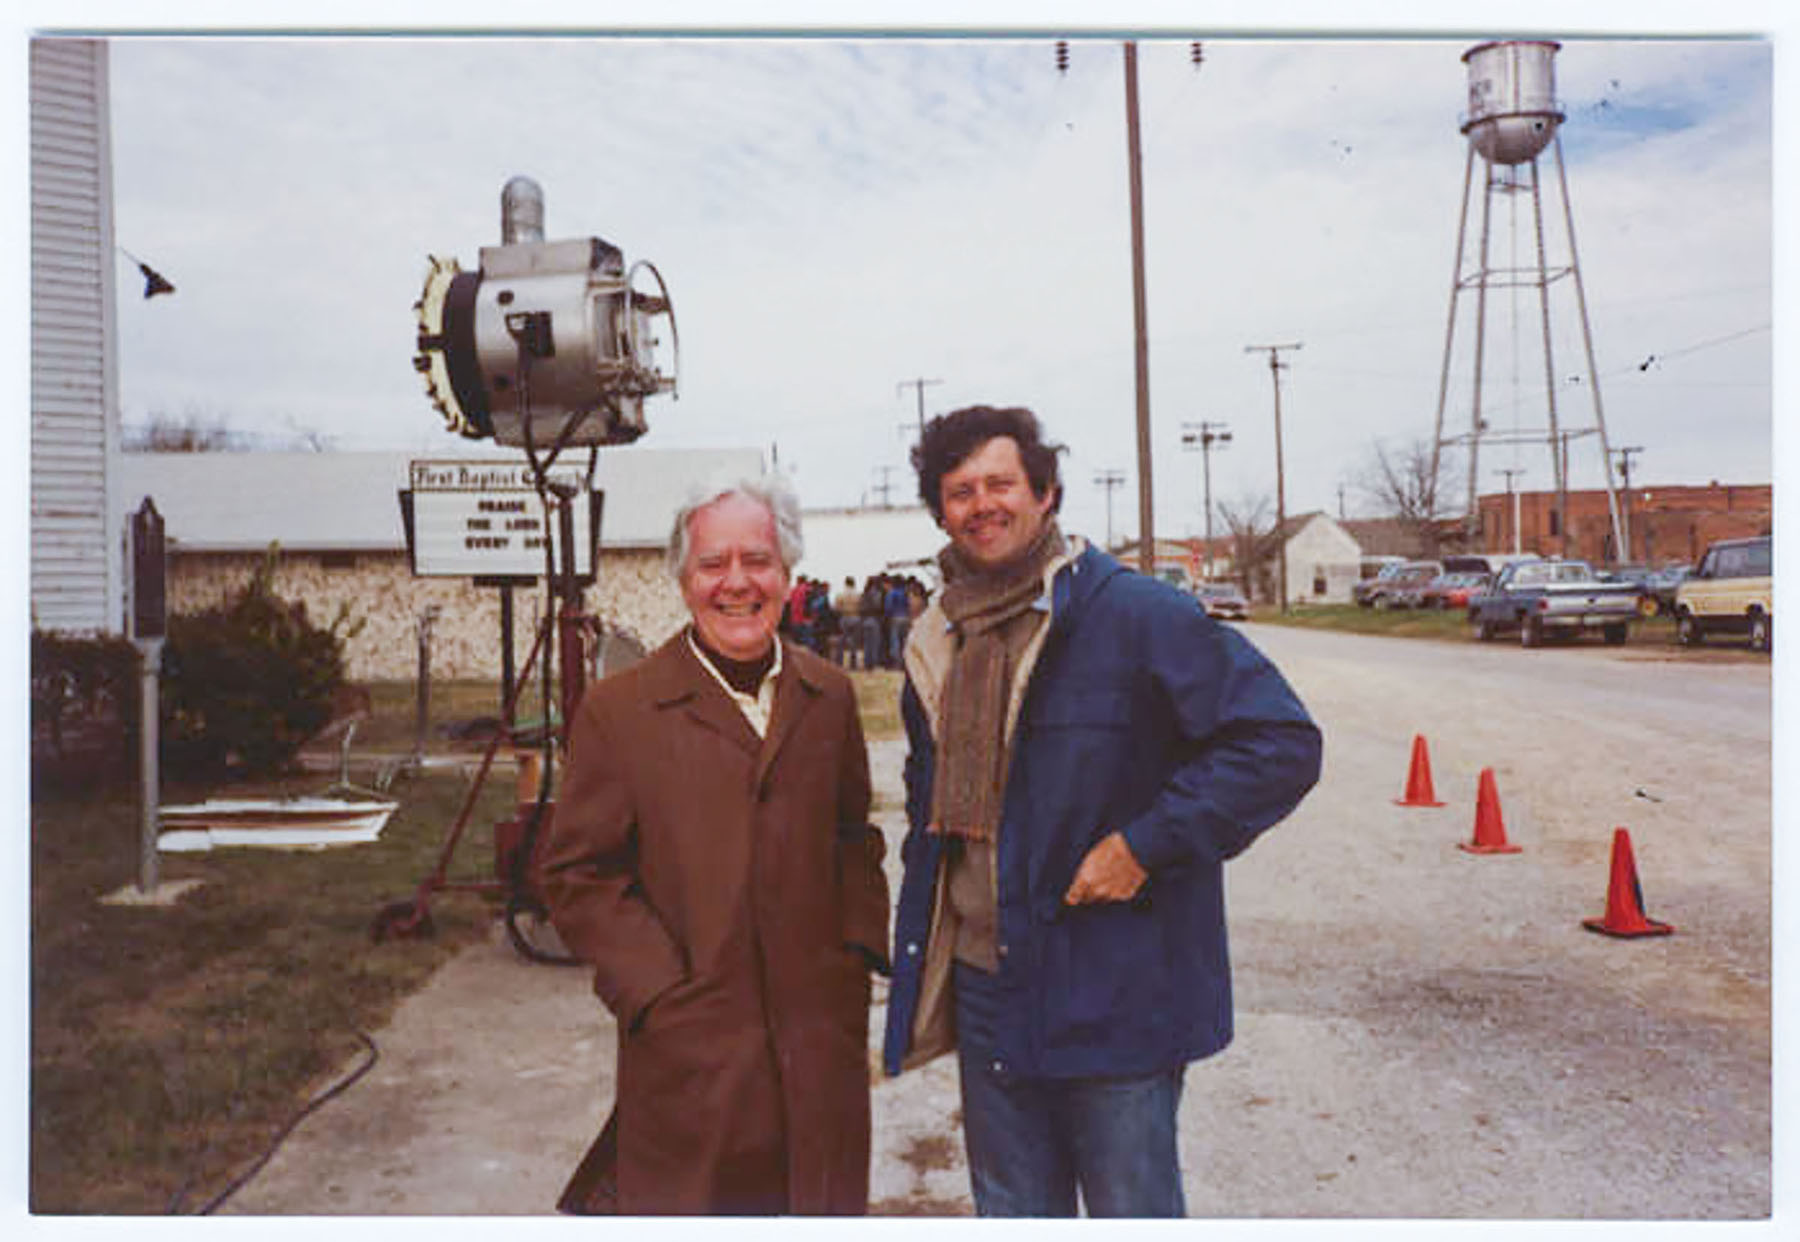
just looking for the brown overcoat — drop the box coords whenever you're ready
[540,633,890,1215]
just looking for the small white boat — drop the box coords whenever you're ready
[157,796,399,852]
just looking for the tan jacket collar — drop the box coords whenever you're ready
[904,535,1086,741]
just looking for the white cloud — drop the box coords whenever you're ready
[106,33,1771,545]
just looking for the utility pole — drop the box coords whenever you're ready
[1181,420,1231,581]
[1557,431,1571,559]
[1123,40,1155,576]
[1057,38,1208,576]
[1093,469,1127,553]
[870,465,896,509]
[1612,445,1643,564]
[1495,467,1526,555]
[1246,343,1302,613]
[896,377,942,443]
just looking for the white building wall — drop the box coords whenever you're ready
[797,505,944,590]
[30,37,121,634]
[1286,515,1364,604]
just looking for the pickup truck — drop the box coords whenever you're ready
[1467,559,1641,647]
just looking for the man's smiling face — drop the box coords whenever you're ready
[679,492,789,660]
[939,435,1055,573]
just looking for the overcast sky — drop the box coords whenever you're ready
[74,12,1782,553]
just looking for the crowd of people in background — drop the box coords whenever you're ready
[780,572,932,670]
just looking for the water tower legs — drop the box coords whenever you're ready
[1428,136,1626,561]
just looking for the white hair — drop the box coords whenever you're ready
[666,470,805,580]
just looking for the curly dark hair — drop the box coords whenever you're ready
[911,405,1064,522]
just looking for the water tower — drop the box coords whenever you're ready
[1428,40,1625,559]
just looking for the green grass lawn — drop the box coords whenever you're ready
[1254,603,1679,648]
[30,719,515,1213]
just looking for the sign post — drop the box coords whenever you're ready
[129,498,166,895]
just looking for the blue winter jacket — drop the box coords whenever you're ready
[882,545,1322,1079]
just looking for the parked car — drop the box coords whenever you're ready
[1467,558,1642,647]
[1441,552,1541,579]
[1643,564,1693,617]
[1193,581,1250,621]
[1598,563,1662,617]
[1360,560,1442,610]
[1674,535,1772,652]
[1417,571,1490,611]
[1352,559,1409,607]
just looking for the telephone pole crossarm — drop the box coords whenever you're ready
[1182,421,1232,582]
[896,377,943,443]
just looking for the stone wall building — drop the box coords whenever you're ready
[117,448,764,682]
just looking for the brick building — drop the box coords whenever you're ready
[1473,482,1771,567]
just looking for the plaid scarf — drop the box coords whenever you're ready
[929,519,1064,841]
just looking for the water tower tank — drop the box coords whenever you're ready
[1461,40,1564,166]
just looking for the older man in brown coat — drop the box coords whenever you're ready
[541,471,890,1216]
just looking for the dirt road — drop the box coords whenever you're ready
[218,624,1776,1226]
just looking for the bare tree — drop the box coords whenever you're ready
[122,405,336,453]
[1353,436,1456,556]
[1216,492,1278,604]
[122,406,241,452]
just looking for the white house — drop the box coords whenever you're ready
[30,38,122,634]
[1274,511,1363,605]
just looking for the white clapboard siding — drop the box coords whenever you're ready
[30,37,121,635]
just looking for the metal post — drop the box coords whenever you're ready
[1527,156,1567,542]
[1466,162,1496,537]
[1429,145,1477,505]
[1551,134,1626,564]
[128,498,167,895]
[1124,41,1155,575]
[555,486,586,732]
[499,583,516,724]
[137,638,163,894]
[414,605,439,768]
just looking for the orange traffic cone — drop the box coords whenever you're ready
[1582,828,1674,938]
[1394,734,1446,807]
[1458,767,1522,854]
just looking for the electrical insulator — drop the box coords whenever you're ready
[1055,40,1069,74]
[1190,41,1205,71]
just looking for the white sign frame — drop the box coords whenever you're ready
[404,458,597,579]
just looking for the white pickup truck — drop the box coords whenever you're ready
[1467,559,1642,647]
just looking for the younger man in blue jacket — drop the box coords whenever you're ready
[883,405,1322,1217]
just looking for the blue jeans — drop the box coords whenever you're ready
[887,616,911,668]
[953,962,1187,1217]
